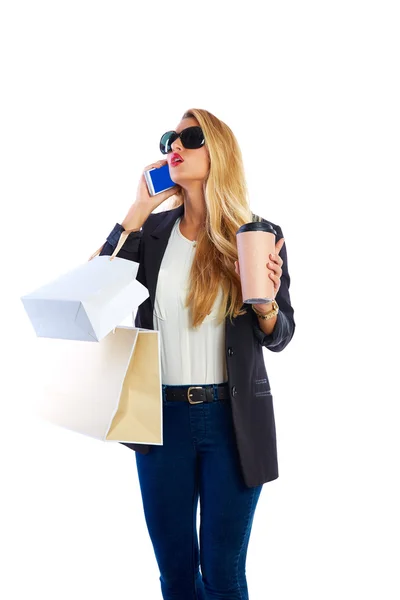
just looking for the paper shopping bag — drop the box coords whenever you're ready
[33,326,163,445]
[20,254,148,342]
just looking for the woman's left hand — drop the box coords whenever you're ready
[234,237,285,310]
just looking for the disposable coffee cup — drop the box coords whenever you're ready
[236,221,277,304]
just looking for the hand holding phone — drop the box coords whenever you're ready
[139,159,180,206]
[144,161,178,197]
[122,160,180,231]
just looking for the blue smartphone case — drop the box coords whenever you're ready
[144,164,176,196]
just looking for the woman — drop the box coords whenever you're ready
[94,108,295,599]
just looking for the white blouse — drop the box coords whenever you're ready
[152,216,228,386]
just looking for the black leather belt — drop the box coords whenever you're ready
[163,382,230,404]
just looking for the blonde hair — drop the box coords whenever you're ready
[166,108,262,328]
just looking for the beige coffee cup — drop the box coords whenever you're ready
[236,221,277,304]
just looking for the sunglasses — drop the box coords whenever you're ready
[159,126,205,155]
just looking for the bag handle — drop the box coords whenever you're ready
[88,228,138,262]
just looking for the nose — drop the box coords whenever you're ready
[171,135,183,153]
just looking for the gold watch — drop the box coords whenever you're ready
[252,300,279,320]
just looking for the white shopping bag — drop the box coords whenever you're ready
[20,253,148,342]
[33,326,163,445]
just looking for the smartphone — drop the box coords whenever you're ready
[144,163,177,196]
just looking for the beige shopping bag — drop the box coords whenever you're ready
[34,326,163,445]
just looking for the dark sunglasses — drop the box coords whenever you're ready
[159,126,205,155]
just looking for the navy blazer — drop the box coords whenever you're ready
[99,203,295,487]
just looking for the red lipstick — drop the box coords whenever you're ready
[170,152,184,166]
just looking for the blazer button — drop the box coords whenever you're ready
[231,386,237,396]
[228,347,234,356]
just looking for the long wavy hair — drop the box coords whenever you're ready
[165,108,261,328]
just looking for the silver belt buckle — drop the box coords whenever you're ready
[187,386,204,404]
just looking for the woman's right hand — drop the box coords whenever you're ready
[135,159,180,213]
[121,160,180,231]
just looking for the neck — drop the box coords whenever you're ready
[181,185,206,228]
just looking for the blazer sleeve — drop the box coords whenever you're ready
[98,223,143,262]
[251,223,296,352]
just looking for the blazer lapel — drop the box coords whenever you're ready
[145,203,185,311]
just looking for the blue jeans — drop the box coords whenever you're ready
[135,383,264,599]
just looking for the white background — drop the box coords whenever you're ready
[1,1,399,598]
